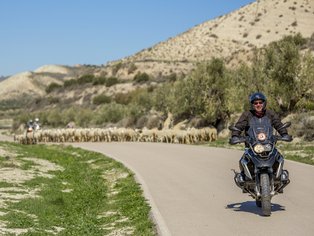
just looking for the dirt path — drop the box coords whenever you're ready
[72,142,314,236]
[0,133,13,142]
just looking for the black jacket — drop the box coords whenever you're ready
[232,110,288,137]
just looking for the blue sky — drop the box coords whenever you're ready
[0,0,254,76]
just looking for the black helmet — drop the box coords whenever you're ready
[249,92,267,110]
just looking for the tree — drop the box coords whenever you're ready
[169,58,229,123]
[255,34,312,113]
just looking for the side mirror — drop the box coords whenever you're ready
[277,122,291,131]
[228,126,241,132]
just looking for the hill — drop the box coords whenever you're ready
[0,0,313,114]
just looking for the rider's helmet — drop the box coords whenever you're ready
[249,92,267,111]
[35,118,39,122]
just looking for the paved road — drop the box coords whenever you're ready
[71,142,314,236]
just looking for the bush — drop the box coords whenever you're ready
[96,103,126,124]
[105,77,119,87]
[92,94,111,105]
[133,72,150,84]
[92,76,107,85]
[46,82,62,93]
[114,92,132,105]
[77,74,95,84]
[64,79,78,88]
[48,96,60,104]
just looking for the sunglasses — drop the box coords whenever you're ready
[253,101,264,105]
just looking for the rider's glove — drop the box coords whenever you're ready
[281,134,293,142]
[229,136,241,145]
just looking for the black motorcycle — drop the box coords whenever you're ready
[229,117,291,216]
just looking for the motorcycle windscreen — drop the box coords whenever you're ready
[247,116,273,144]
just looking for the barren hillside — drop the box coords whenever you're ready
[123,0,314,62]
[0,65,102,100]
[0,0,313,102]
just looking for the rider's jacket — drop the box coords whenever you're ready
[232,109,288,137]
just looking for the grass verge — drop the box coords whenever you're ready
[205,138,314,165]
[0,142,155,235]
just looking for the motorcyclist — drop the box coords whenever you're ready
[229,92,292,182]
[33,118,40,130]
[26,119,33,129]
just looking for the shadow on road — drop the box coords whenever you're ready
[226,201,285,216]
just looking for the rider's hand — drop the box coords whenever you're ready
[229,136,241,145]
[281,134,293,142]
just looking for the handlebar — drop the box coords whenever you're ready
[274,135,293,142]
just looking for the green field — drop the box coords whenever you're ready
[0,142,155,236]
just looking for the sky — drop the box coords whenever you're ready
[0,0,255,76]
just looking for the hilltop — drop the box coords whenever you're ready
[0,0,313,110]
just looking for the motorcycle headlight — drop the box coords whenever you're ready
[264,144,272,152]
[254,144,265,153]
[257,132,266,141]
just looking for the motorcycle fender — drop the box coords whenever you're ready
[251,154,276,169]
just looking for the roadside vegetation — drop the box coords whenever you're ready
[0,142,155,235]
[10,34,314,137]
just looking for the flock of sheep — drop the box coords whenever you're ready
[15,126,218,145]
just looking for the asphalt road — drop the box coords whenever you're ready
[71,142,314,236]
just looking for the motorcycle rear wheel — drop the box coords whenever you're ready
[260,173,271,216]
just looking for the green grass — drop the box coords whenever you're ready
[206,138,314,165]
[0,142,156,235]
[278,142,314,165]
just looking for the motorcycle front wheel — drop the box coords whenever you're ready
[260,173,271,216]
[256,199,262,208]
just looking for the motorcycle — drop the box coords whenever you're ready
[229,117,291,216]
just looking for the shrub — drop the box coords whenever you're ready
[64,79,78,88]
[92,94,111,105]
[48,96,60,104]
[105,77,119,87]
[114,92,132,105]
[77,74,95,84]
[133,72,150,84]
[96,103,126,124]
[167,73,177,82]
[46,82,62,93]
[92,76,107,85]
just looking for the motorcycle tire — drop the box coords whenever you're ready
[260,173,271,216]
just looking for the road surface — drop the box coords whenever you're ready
[70,142,314,236]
